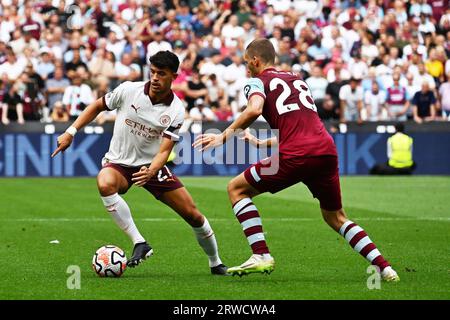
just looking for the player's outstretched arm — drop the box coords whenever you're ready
[51,98,107,157]
[193,95,265,151]
[240,129,278,147]
[131,137,175,187]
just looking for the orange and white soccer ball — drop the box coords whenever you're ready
[92,245,127,277]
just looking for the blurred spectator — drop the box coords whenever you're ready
[425,48,445,85]
[183,68,208,111]
[62,76,95,120]
[306,66,328,110]
[93,76,110,99]
[360,34,379,65]
[46,67,70,114]
[213,98,234,122]
[364,82,387,121]
[418,13,436,36]
[339,77,364,123]
[292,52,312,79]
[199,52,226,81]
[386,73,410,121]
[9,30,40,55]
[325,76,345,118]
[205,73,225,109]
[362,67,383,93]
[146,30,172,62]
[189,98,216,121]
[222,55,246,104]
[409,0,433,18]
[1,82,24,125]
[21,3,43,41]
[221,14,245,48]
[438,73,450,121]
[36,49,55,80]
[277,37,295,65]
[319,94,340,121]
[0,49,26,81]
[307,36,331,66]
[412,82,437,123]
[88,48,116,79]
[115,53,141,82]
[326,58,351,83]
[403,36,428,61]
[94,75,116,125]
[50,101,69,123]
[414,62,436,90]
[405,72,420,101]
[22,64,46,121]
[65,49,88,78]
[348,54,368,80]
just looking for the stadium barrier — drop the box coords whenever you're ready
[0,121,449,177]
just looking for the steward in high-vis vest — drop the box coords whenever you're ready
[370,123,416,175]
[388,132,413,168]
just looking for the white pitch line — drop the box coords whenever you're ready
[2,217,450,222]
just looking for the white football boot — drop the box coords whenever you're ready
[381,266,400,282]
[227,254,275,277]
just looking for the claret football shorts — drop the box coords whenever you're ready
[244,155,342,211]
[102,162,183,199]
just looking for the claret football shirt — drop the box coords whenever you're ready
[244,68,337,158]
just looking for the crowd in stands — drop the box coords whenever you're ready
[0,0,449,126]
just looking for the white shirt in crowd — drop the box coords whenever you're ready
[305,76,328,100]
[267,0,292,12]
[327,68,351,83]
[189,106,216,121]
[413,73,436,89]
[0,56,27,81]
[222,63,247,98]
[115,62,141,78]
[402,43,428,61]
[339,84,364,120]
[62,84,94,117]
[364,90,386,121]
[348,59,369,79]
[146,40,172,62]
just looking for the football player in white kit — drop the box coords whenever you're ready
[52,51,228,275]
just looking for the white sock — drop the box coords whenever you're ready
[192,217,222,267]
[101,193,145,245]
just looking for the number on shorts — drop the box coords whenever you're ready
[157,166,173,182]
[269,78,317,115]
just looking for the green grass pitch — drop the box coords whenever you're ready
[1,176,449,300]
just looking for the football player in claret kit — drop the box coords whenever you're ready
[194,39,399,281]
[52,51,228,275]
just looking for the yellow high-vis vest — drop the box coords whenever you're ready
[388,133,413,168]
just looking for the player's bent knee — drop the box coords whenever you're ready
[321,208,347,231]
[227,178,250,203]
[97,176,119,197]
[227,179,237,196]
[181,202,203,227]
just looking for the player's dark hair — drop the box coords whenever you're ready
[245,39,276,65]
[149,50,180,73]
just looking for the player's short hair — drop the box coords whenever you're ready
[245,39,276,65]
[149,51,179,73]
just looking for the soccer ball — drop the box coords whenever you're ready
[92,245,127,277]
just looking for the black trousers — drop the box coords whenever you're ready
[369,162,417,175]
